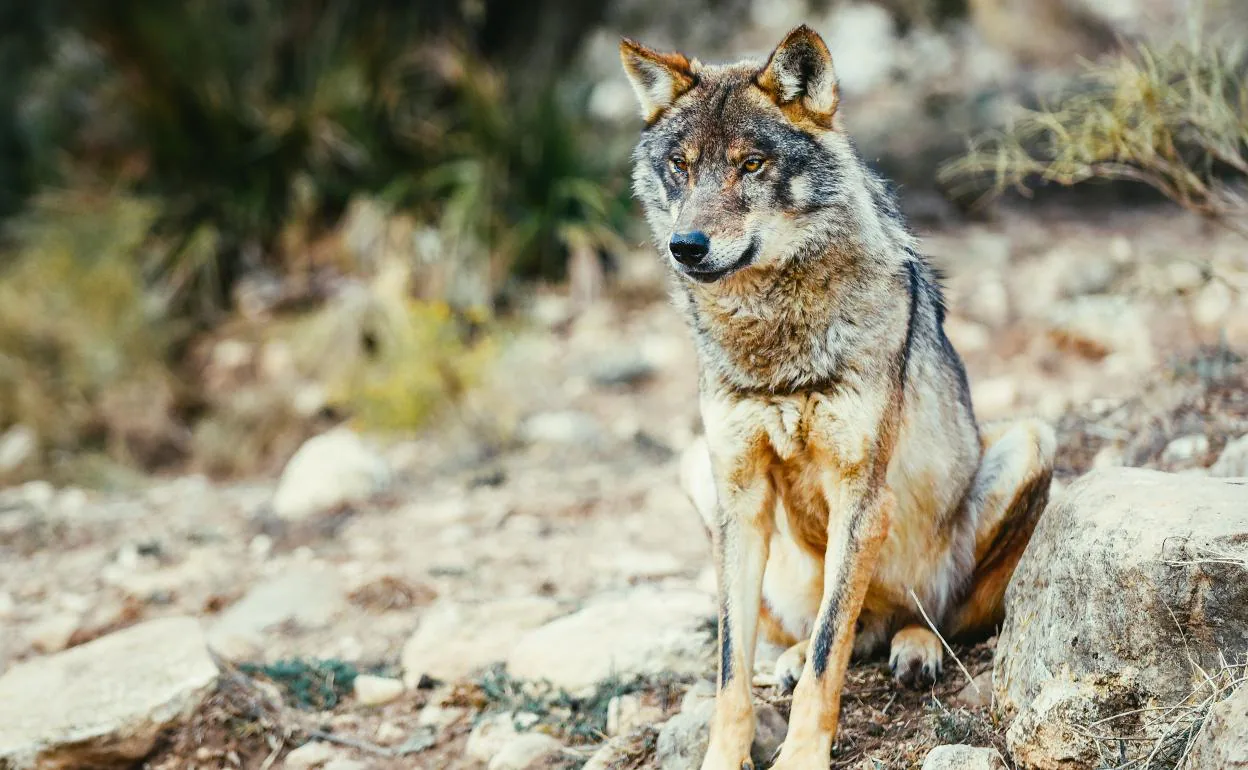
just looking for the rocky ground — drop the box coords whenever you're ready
[2,204,1247,770]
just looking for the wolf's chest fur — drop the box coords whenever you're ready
[679,254,890,395]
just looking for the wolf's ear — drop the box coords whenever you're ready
[620,38,697,123]
[756,25,839,126]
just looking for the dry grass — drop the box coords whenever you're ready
[941,34,1248,233]
[1076,657,1246,769]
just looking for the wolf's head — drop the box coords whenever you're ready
[621,26,871,285]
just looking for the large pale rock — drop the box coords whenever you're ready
[208,566,347,660]
[0,617,218,769]
[1180,685,1248,769]
[506,587,713,691]
[996,469,1248,769]
[922,745,1007,770]
[272,429,390,520]
[401,598,560,687]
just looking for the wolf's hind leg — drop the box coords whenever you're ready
[947,418,1055,638]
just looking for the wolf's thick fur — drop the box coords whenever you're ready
[621,26,1055,770]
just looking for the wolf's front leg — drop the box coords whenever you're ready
[771,481,892,769]
[701,451,775,770]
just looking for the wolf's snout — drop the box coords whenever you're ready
[669,231,710,266]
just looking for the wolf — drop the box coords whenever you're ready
[620,25,1055,770]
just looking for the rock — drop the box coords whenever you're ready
[488,733,565,770]
[582,727,660,770]
[1166,260,1205,292]
[283,741,337,770]
[321,759,369,770]
[1162,434,1210,465]
[751,702,788,764]
[589,355,656,387]
[1210,434,1248,477]
[401,598,560,687]
[208,566,347,660]
[1194,281,1235,329]
[353,675,404,706]
[517,411,603,446]
[655,698,786,770]
[1180,685,1248,769]
[506,587,713,691]
[24,612,81,654]
[466,714,520,764]
[0,617,218,768]
[922,744,1007,770]
[417,703,469,731]
[607,694,665,737]
[996,469,1248,769]
[0,424,36,474]
[1046,296,1153,364]
[655,698,714,770]
[272,428,391,520]
[952,670,994,710]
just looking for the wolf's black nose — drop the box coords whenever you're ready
[669,231,710,266]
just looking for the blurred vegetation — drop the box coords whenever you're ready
[0,0,631,480]
[941,34,1248,233]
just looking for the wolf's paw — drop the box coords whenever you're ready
[773,640,808,694]
[889,626,943,688]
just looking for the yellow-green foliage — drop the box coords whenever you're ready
[0,194,180,474]
[941,37,1248,232]
[279,258,496,433]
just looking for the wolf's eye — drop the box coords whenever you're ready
[741,156,766,174]
[668,155,689,175]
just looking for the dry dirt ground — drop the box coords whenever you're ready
[2,205,1246,769]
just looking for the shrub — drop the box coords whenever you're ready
[940,35,1248,233]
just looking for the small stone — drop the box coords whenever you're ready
[25,612,81,654]
[374,721,407,745]
[590,355,656,387]
[1161,434,1210,465]
[466,713,519,763]
[0,424,36,474]
[418,703,468,731]
[655,697,786,770]
[1166,261,1205,292]
[607,694,665,736]
[951,670,993,709]
[922,744,1007,770]
[283,741,336,770]
[488,733,565,770]
[1194,281,1235,329]
[322,759,370,770]
[272,429,391,520]
[1210,434,1248,477]
[353,675,404,706]
[517,411,603,446]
